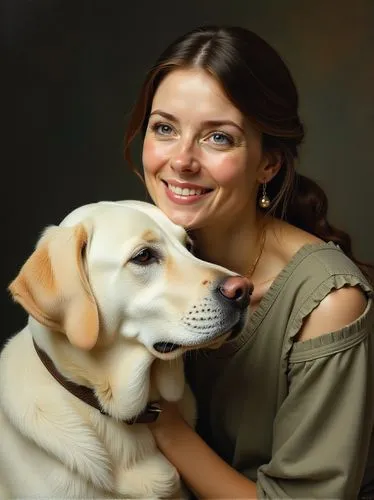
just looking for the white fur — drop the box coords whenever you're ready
[0,200,246,499]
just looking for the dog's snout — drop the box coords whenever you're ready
[217,276,253,310]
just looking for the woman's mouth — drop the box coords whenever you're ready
[162,181,213,204]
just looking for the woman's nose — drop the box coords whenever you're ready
[170,141,200,174]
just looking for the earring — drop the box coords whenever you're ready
[259,182,271,208]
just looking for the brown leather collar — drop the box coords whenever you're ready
[32,339,162,425]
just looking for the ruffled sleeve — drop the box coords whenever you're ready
[256,295,374,499]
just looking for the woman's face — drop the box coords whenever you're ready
[142,68,269,230]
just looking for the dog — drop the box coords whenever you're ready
[0,200,251,499]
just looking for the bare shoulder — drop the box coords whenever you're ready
[267,218,323,264]
[255,218,323,296]
[267,219,368,342]
[297,286,368,342]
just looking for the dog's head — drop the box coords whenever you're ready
[9,201,251,359]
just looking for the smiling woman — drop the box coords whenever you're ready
[123,25,374,500]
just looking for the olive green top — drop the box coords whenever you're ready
[186,242,374,499]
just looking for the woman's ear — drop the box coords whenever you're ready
[257,150,282,183]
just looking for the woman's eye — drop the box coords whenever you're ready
[131,248,158,265]
[208,132,233,146]
[152,123,173,136]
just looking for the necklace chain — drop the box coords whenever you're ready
[246,224,267,279]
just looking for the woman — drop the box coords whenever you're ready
[123,25,374,499]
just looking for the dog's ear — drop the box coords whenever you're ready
[8,224,99,350]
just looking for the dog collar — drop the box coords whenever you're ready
[32,339,162,425]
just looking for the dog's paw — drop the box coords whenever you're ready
[114,451,181,498]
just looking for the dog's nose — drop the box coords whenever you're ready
[217,276,253,310]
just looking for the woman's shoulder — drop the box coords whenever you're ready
[264,220,373,344]
[268,218,368,281]
[252,219,372,331]
[252,219,368,307]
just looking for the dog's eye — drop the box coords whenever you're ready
[131,248,158,265]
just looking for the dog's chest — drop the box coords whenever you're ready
[0,332,160,497]
[93,409,157,465]
[0,402,159,498]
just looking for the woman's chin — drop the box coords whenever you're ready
[161,205,207,229]
[167,212,200,229]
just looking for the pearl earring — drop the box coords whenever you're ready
[259,182,271,208]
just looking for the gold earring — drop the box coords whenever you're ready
[259,182,271,208]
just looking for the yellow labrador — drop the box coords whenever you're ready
[0,200,250,499]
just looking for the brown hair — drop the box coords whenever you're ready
[124,25,372,279]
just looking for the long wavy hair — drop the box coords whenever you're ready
[123,25,372,280]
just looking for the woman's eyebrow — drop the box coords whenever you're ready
[201,119,244,134]
[149,110,177,121]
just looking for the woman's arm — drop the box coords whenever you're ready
[150,402,258,499]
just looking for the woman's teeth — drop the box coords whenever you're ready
[168,184,204,196]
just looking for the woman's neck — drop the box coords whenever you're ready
[190,212,267,276]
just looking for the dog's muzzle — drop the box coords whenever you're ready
[152,276,252,354]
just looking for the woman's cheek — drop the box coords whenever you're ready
[206,154,248,186]
[142,138,155,172]
[142,138,169,173]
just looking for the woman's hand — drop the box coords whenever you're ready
[149,400,189,446]
[147,400,258,499]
